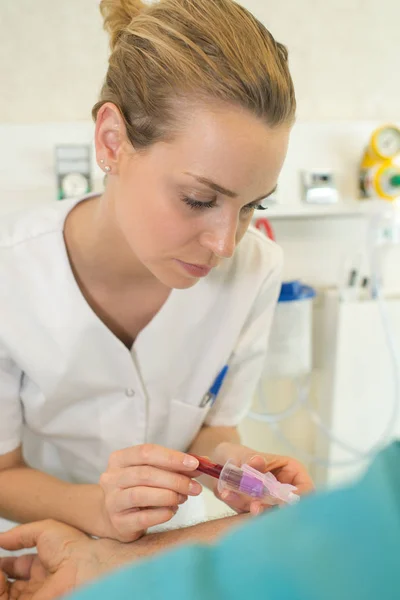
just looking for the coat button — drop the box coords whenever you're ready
[125,388,135,397]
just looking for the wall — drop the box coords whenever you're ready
[0,1,107,123]
[246,0,400,122]
[1,0,399,123]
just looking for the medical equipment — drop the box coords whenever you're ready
[248,280,316,430]
[191,455,299,506]
[249,127,400,471]
[251,210,400,468]
[254,217,275,241]
[360,125,400,202]
[361,125,400,162]
[263,281,315,380]
[301,170,338,205]
[361,162,400,202]
[55,145,92,200]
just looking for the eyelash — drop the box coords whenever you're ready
[182,197,268,212]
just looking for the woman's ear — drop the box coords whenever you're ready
[94,102,130,175]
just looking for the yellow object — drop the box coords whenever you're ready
[360,125,400,201]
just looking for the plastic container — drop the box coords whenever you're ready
[217,460,299,506]
[265,281,316,378]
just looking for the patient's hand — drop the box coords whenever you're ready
[0,570,9,600]
[0,520,117,599]
[0,512,248,599]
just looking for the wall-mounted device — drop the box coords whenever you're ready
[301,170,338,204]
[360,125,400,202]
[55,145,92,200]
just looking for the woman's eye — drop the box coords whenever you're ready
[241,203,257,214]
[181,195,269,212]
[182,196,216,210]
[241,202,268,213]
[254,197,270,211]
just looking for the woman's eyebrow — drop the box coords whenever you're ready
[184,172,277,201]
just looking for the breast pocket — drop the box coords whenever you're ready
[166,399,211,451]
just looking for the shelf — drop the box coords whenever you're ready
[262,200,383,220]
[0,188,387,221]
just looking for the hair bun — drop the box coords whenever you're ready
[100,0,145,50]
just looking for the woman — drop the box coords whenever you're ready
[0,0,312,543]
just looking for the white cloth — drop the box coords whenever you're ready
[0,196,282,530]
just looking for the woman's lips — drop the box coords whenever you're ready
[175,259,212,277]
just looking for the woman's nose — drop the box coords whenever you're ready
[200,216,238,259]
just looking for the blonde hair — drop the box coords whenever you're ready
[93,0,296,149]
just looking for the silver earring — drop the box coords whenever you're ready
[100,159,105,165]
[104,165,111,173]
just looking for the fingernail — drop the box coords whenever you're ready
[178,494,188,504]
[183,456,199,469]
[249,455,263,461]
[189,481,202,495]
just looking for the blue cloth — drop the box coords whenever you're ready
[72,443,400,600]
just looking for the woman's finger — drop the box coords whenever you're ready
[115,506,178,535]
[246,455,268,472]
[247,455,314,496]
[113,465,202,497]
[285,467,314,494]
[269,464,314,494]
[108,445,199,472]
[113,487,188,513]
[249,500,273,516]
[218,490,250,514]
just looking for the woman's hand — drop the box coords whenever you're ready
[0,520,118,600]
[98,444,202,542]
[211,442,314,515]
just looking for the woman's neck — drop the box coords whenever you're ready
[64,192,158,290]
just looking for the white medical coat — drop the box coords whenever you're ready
[0,196,282,529]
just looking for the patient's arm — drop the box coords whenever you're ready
[0,514,249,600]
[111,513,248,565]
